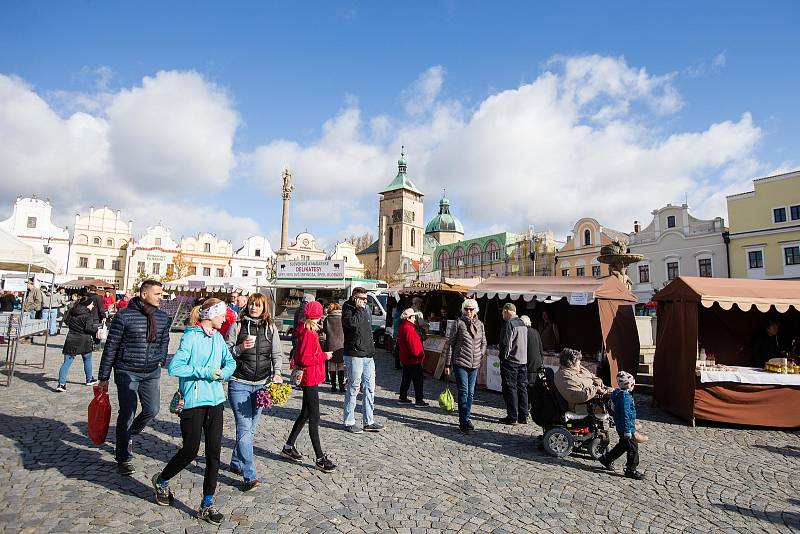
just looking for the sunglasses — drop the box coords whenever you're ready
[464,308,475,312]
[355,297,367,301]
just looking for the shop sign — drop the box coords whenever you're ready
[407,280,442,291]
[146,253,167,262]
[568,291,591,305]
[276,260,344,279]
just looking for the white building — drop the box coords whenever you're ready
[123,224,179,290]
[285,231,326,261]
[231,236,275,278]
[329,241,366,278]
[628,204,728,303]
[68,206,132,288]
[0,196,70,275]
[180,233,233,278]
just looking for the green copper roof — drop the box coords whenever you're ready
[423,233,440,255]
[425,193,464,234]
[382,150,423,195]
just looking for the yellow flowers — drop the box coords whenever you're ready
[267,382,293,406]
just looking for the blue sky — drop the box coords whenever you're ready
[1,1,798,250]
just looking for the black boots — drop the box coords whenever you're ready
[329,371,337,392]
[337,370,346,393]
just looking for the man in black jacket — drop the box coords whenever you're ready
[98,280,171,475]
[341,287,384,434]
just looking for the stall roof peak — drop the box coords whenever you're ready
[468,275,636,303]
[653,276,800,313]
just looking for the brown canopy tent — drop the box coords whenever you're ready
[653,276,800,428]
[469,276,639,387]
[60,278,115,290]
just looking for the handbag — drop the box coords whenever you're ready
[88,386,111,445]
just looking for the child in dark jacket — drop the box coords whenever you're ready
[598,371,645,480]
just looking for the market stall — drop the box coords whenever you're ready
[469,276,640,390]
[652,276,800,428]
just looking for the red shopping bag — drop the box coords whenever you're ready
[88,386,111,445]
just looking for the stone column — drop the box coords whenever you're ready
[276,168,293,258]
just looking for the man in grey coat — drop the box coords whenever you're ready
[498,303,529,425]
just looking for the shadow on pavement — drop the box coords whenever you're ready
[712,502,799,530]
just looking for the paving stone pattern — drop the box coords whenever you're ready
[1,332,798,533]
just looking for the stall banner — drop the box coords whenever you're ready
[276,260,345,280]
[568,291,591,305]
[486,352,503,392]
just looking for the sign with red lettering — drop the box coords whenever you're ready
[276,260,345,280]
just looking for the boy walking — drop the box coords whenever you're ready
[599,371,645,480]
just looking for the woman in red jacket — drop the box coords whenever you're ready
[280,301,336,473]
[397,308,428,406]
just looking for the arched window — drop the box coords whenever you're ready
[93,237,101,246]
[410,229,415,248]
[485,240,500,262]
[453,247,465,268]
[584,229,591,246]
[76,234,88,245]
[106,238,114,247]
[388,227,393,247]
[438,250,450,270]
[468,244,481,265]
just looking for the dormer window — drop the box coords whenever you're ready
[26,217,37,228]
[667,215,676,228]
[155,238,162,246]
[204,243,211,253]
[583,229,591,246]
[255,249,261,257]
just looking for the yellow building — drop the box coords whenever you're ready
[557,218,628,277]
[726,170,800,279]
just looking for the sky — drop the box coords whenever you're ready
[1,1,798,252]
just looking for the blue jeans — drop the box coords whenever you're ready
[343,356,375,427]
[58,353,93,385]
[43,309,58,335]
[227,380,264,481]
[453,366,478,428]
[114,367,161,463]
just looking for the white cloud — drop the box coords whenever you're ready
[713,52,727,68]
[401,65,445,116]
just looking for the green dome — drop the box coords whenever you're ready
[425,193,464,234]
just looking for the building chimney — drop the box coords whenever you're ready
[634,221,641,233]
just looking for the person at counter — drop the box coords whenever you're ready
[538,309,560,352]
[498,303,529,426]
[554,348,609,412]
[751,319,790,368]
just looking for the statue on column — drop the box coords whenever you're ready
[281,168,294,200]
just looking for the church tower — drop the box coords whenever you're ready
[376,149,424,280]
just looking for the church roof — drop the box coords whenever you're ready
[358,239,379,255]
[425,193,464,234]
[382,150,423,195]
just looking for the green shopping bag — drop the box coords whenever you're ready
[438,382,455,413]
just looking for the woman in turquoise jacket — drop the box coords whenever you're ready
[151,298,236,526]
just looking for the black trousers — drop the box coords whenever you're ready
[399,364,424,402]
[500,361,529,420]
[605,431,639,470]
[161,403,224,497]
[287,385,323,459]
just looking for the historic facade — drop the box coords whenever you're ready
[727,170,800,280]
[557,218,628,278]
[231,236,275,278]
[627,204,728,303]
[285,231,326,261]
[426,194,464,246]
[122,224,179,291]
[180,233,233,278]
[68,206,132,288]
[0,196,70,275]
[329,241,366,278]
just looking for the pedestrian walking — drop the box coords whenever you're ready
[97,280,171,476]
[56,293,98,391]
[41,285,63,336]
[54,287,69,333]
[280,300,337,473]
[102,289,115,313]
[497,303,529,425]
[598,371,646,480]
[444,299,486,434]
[341,287,384,433]
[224,293,284,491]
[151,298,236,524]
[322,303,345,392]
[397,308,428,406]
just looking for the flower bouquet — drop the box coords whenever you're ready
[255,382,293,409]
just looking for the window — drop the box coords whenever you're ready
[93,237,101,245]
[411,229,415,248]
[584,229,591,246]
[152,263,160,275]
[154,238,162,246]
[111,260,120,271]
[26,216,37,228]
[255,249,261,257]
[242,269,249,277]
[639,265,650,283]
[576,267,585,276]
[468,244,481,265]
[791,205,800,221]
[106,239,113,247]
[203,267,211,276]
[667,215,676,228]
[438,251,450,270]
[785,246,800,266]
[454,247,465,267]
[96,259,105,269]
[486,240,500,261]
[698,258,712,277]
[748,250,763,269]
[216,268,224,277]
[387,227,393,247]
[667,261,679,281]
[189,266,197,275]
[592,265,601,277]
[204,243,211,253]
[137,261,146,273]
[255,271,262,276]
[79,257,89,268]
[301,255,310,260]
[774,207,787,223]
[561,269,570,277]
[76,234,88,245]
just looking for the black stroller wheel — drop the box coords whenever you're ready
[543,427,574,458]
[588,437,607,460]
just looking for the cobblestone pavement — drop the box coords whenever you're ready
[1,332,799,534]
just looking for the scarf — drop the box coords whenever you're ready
[133,297,158,343]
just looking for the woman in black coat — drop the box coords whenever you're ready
[56,297,99,391]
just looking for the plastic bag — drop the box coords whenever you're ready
[88,386,111,445]
[438,386,455,413]
[96,320,108,342]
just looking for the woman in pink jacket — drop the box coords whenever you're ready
[280,301,336,473]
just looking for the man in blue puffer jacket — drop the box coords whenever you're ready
[98,280,171,475]
[598,371,645,480]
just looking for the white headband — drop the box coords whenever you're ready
[200,302,227,320]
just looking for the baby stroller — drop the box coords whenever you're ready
[531,367,613,459]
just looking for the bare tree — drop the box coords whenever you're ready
[345,232,375,252]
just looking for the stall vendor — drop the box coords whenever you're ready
[538,309,560,352]
[751,319,789,368]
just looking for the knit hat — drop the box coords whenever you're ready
[304,300,323,320]
[616,371,635,390]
